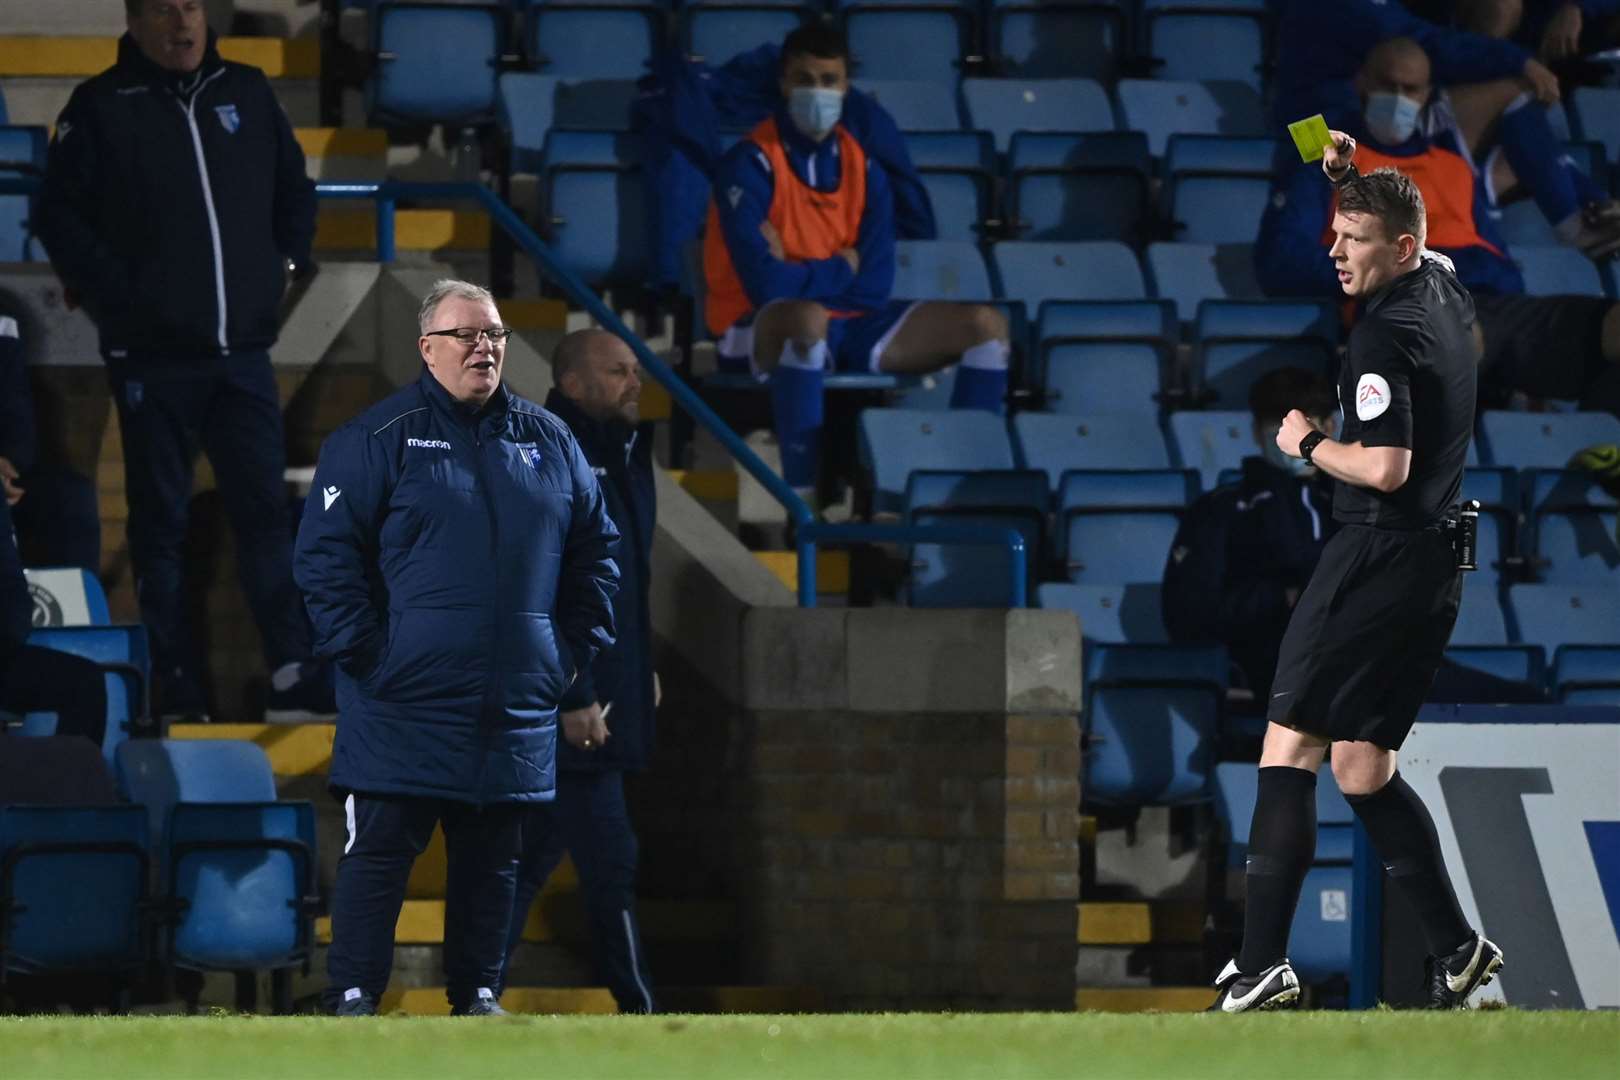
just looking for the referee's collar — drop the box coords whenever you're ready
[1363,257,1433,314]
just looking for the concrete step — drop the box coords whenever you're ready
[381,984,824,1016]
[315,897,736,947]
[314,208,491,253]
[1076,900,1204,946]
[752,550,851,595]
[1074,986,1213,1013]
[0,35,319,77]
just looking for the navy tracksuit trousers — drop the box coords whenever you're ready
[105,350,309,682]
[325,793,524,1012]
[504,770,657,1013]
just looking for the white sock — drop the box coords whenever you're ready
[960,338,1010,370]
[779,338,829,370]
[271,662,303,692]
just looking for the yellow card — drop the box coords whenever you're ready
[1287,114,1332,163]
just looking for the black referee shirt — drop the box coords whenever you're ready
[1333,255,1478,530]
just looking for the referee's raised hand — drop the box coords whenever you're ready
[1322,130,1356,183]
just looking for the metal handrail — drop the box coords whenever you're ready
[3,174,1027,606]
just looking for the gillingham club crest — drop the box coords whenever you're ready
[215,104,241,134]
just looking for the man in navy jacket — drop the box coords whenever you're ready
[293,281,621,1016]
[503,329,658,1013]
[35,1,324,721]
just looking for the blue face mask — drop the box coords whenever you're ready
[1262,427,1315,477]
[1364,91,1422,146]
[788,86,845,142]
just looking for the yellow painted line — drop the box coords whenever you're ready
[1077,901,1151,946]
[167,722,334,778]
[502,298,569,331]
[639,377,672,422]
[0,36,317,77]
[294,127,387,159]
[1076,987,1213,1013]
[667,468,739,502]
[381,986,619,1016]
[315,209,490,251]
[753,550,849,594]
[1079,814,1097,846]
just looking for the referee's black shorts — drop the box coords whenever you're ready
[1267,524,1462,750]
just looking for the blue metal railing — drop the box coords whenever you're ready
[4,175,1026,606]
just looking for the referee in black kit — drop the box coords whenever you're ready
[1211,131,1504,1013]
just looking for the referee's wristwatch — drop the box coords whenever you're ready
[1298,430,1327,465]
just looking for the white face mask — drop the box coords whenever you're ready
[1364,91,1423,146]
[1262,427,1315,477]
[788,86,845,142]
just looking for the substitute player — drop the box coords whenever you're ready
[1211,133,1504,1012]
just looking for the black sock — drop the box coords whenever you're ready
[1346,771,1473,957]
[1237,766,1318,973]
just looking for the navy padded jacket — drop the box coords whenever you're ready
[293,373,620,804]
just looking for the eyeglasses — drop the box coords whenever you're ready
[425,326,513,346]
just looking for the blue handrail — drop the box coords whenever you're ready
[5,174,1027,607]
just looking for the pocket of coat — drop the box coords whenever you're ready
[362,610,405,690]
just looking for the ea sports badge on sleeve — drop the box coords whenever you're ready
[1287,113,1333,163]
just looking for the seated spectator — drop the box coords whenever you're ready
[1,488,108,746]
[1452,1,1620,73]
[1274,1,1620,255]
[703,25,1009,500]
[1,311,100,573]
[1163,369,1339,699]
[1257,37,1620,412]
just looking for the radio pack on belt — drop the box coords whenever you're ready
[1446,500,1481,572]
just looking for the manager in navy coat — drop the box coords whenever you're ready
[293,280,620,1016]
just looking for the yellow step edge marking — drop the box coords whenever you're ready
[1079,815,1098,846]
[501,298,569,332]
[0,36,317,78]
[294,127,388,159]
[666,468,739,502]
[753,550,850,594]
[1077,901,1152,946]
[1075,987,1213,1013]
[639,378,672,422]
[167,722,334,778]
[315,209,490,251]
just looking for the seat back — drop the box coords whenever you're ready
[962,78,1115,152]
[892,239,996,301]
[0,805,149,977]
[1116,78,1264,156]
[1037,581,1169,644]
[528,5,659,78]
[860,80,965,131]
[1168,173,1272,244]
[993,3,1124,81]
[1084,682,1216,805]
[116,740,279,850]
[22,624,149,766]
[1553,645,1620,701]
[1478,411,1620,469]
[1532,508,1620,584]
[1509,584,1620,651]
[859,408,1015,512]
[1015,412,1171,486]
[685,2,810,66]
[545,165,648,286]
[993,241,1145,313]
[1513,245,1605,297]
[1571,86,1620,164]
[1147,9,1265,90]
[845,7,968,82]
[1167,409,1252,491]
[905,129,995,169]
[1451,583,1510,646]
[1291,865,1353,983]
[1147,242,1262,321]
[370,3,503,124]
[917,170,991,241]
[1194,299,1338,408]
[1058,469,1197,511]
[1063,508,1181,583]
[0,125,47,261]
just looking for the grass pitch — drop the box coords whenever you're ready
[3,1010,1615,1080]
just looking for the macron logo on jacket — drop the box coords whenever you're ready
[406,437,452,450]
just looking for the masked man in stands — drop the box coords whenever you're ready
[704,24,1011,504]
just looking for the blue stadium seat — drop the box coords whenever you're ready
[369,3,505,125]
[544,164,648,286]
[1552,645,1620,704]
[992,1,1126,81]
[0,805,150,985]
[1472,507,1515,582]
[685,3,810,66]
[1509,584,1620,651]
[1292,865,1353,983]
[918,169,993,241]
[859,408,1016,512]
[528,5,661,78]
[1167,409,1250,491]
[1037,299,1175,414]
[961,78,1116,152]
[21,625,149,767]
[1147,242,1262,321]
[500,74,642,159]
[905,469,1047,607]
[1116,78,1265,157]
[1451,583,1510,646]
[1058,468,1197,511]
[844,6,972,82]
[1163,133,1279,245]
[1063,508,1181,583]
[1462,466,1518,511]
[116,740,318,1013]
[1007,131,1152,243]
[0,125,46,262]
[540,129,638,170]
[1478,411,1620,468]
[891,239,996,300]
[1513,245,1606,297]
[1084,644,1221,805]
[1145,5,1266,92]
[1445,644,1546,690]
[1014,412,1172,485]
[1571,86,1620,167]
[1526,467,1619,512]
[904,129,995,169]
[1193,299,1338,409]
[993,241,1146,313]
[1493,199,1558,248]
[858,80,965,131]
[1531,508,1619,584]
[1037,581,1170,644]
